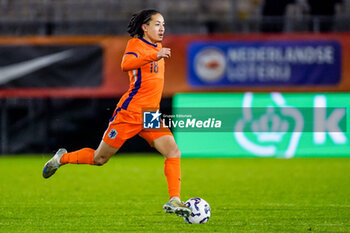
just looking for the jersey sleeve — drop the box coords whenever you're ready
[121,40,158,71]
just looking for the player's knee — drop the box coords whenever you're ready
[168,147,181,158]
[94,155,109,166]
[174,147,181,158]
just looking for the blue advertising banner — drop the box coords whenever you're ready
[187,41,342,87]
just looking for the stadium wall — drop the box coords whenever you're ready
[1,33,350,154]
[1,33,350,98]
[173,92,349,158]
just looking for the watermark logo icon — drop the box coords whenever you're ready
[143,110,161,129]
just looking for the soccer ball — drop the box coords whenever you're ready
[184,197,211,224]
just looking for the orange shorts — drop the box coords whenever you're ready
[102,107,173,148]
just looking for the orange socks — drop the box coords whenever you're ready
[60,148,95,165]
[60,150,181,198]
[164,157,181,199]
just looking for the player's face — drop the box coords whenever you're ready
[143,13,165,44]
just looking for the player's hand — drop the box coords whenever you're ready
[157,48,171,60]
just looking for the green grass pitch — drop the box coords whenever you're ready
[0,154,350,232]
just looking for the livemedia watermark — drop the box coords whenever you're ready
[142,107,347,133]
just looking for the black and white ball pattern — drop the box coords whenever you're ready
[184,197,211,224]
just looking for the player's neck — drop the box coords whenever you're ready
[141,35,158,46]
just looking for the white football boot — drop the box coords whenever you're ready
[42,148,67,179]
[163,197,192,217]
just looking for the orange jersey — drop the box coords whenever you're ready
[117,38,165,113]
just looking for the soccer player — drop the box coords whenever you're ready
[42,9,191,218]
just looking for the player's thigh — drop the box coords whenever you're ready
[152,135,181,158]
[94,140,119,165]
[139,128,179,158]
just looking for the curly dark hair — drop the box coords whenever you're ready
[127,9,160,38]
